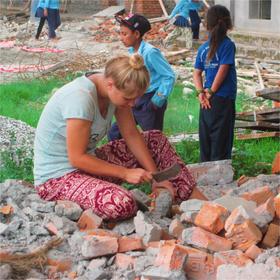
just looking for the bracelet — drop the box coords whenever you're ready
[208,88,214,95]
[195,88,204,97]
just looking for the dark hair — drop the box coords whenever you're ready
[206,5,233,61]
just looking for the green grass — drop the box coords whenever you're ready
[0,78,65,127]
[0,78,278,185]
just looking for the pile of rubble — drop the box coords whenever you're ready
[0,161,279,280]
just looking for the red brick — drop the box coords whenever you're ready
[241,186,274,206]
[67,271,77,279]
[181,246,216,280]
[45,222,59,235]
[272,152,280,174]
[186,227,232,252]
[169,219,184,239]
[118,236,144,253]
[77,209,102,231]
[225,220,263,251]
[214,250,253,267]
[115,253,135,269]
[147,239,178,249]
[47,257,72,272]
[84,228,120,238]
[82,235,118,258]
[194,203,229,234]
[261,223,280,248]
[274,194,280,219]
[154,244,188,271]
[245,244,263,260]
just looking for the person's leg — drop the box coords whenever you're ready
[96,130,196,203]
[46,9,60,39]
[189,10,201,39]
[209,96,235,160]
[199,108,211,162]
[36,170,137,221]
[35,17,46,39]
[133,92,166,132]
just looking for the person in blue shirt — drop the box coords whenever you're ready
[188,0,204,39]
[165,0,192,49]
[35,0,61,40]
[193,5,237,162]
[108,14,175,141]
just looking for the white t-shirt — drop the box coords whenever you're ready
[34,75,116,185]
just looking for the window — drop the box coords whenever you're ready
[249,0,271,20]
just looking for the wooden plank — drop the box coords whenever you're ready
[235,121,280,131]
[254,60,264,90]
[236,108,280,123]
[236,132,280,140]
[158,0,168,17]
[93,6,125,18]
[256,87,280,102]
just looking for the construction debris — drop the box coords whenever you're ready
[0,166,279,280]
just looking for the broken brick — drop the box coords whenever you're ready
[244,244,263,260]
[118,235,144,253]
[272,152,280,174]
[274,193,280,219]
[194,202,229,234]
[181,246,216,280]
[261,223,280,248]
[115,253,135,269]
[77,209,102,231]
[47,257,72,272]
[81,235,118,258]
[0,205,13,215]
[225,220,262,251]
[182,227,232,252]
[241,186,274,206]
[255,197,275,223]
[84,228,120,238]
[214,250,253,267]
[45,222,58,235]
[154,244,188,271]
[169,219,184,239]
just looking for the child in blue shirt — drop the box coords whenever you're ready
[188,0,204,39]
[108,14,175,141]
[193,5,237,162]
[35,0,61,40]
[165,0,192,49]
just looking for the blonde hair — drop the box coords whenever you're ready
[104,54,150,97]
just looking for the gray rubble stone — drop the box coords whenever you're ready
[187,159,234,185]
[0,264,12,280]
[112,218,135,235]
[0,223,9,235]
[55,200,83,221]
[214,195,257,212]
[141,266,187,280]
[216,263,280,280]
[88,258,107,270]
[180,199,204,213]
[134,211,162,244]
[153,190,173,218]
[134,255,155,276]
[30,201,55,213]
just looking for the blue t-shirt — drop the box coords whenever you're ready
[194,36,237,100]
[129,40,175,107]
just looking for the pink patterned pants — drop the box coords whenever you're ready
[36,130,196,220]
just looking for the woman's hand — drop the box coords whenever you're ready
[43,8,48,17]
[123,168,153,185]
[152,180,175,201]
[198,92,211,109]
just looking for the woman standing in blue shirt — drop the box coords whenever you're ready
[108,14,175,141]
[188,0,204,39]
[35,0,61,40]
[193,5,237,162]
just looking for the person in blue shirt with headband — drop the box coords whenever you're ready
[108,14,175,141]
[35,0,61,40]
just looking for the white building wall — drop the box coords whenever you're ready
[215,0,280,34]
